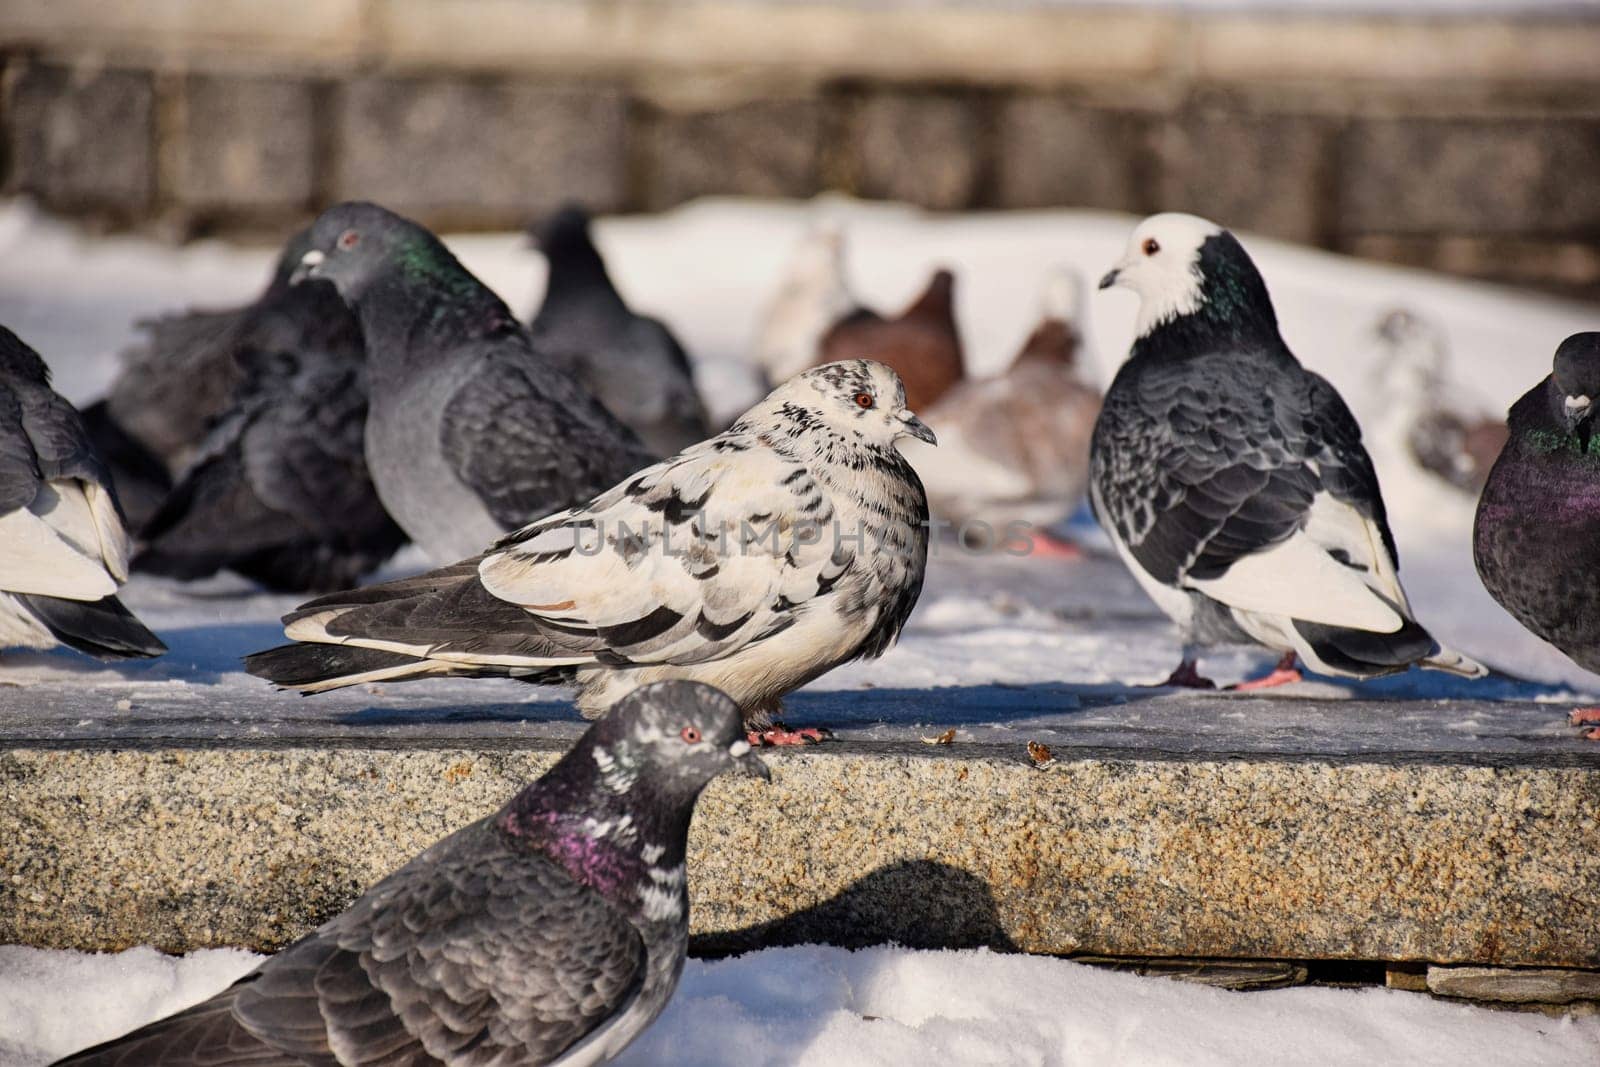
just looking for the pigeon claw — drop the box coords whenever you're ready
[1153,660,1216,690]
[1569,707,1600,727]
[1229,653,1303,692]
[1029,531,1086,561]
[749,723,835,747]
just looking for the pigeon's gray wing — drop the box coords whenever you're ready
[439,347,655,530]
[107,307,246,465]
[0,382,43,515]
[136,349,404,592]
[61,823,647,1066]
[0,378,134,600]
[233,823,647,1066]
[1092,352,1412,632]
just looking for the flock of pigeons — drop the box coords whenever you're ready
[11,199,1600,1063]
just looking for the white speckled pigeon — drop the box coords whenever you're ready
[246,360,935,745]
[1090,212,1483,690]
[528,204,710,456]
[0,326,164,661]
[293,201,656,564]
[52,680,768,1066]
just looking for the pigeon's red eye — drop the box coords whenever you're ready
[854,392,874,409]
[338,229,361,250]
[1142,238,1160,256]
[680,726,701,744]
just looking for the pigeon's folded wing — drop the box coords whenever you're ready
[439,347,655,530]
[231,832,646,1065]
[0,385,129,598]
[478,443,850,667]
[1096,356,1408,632]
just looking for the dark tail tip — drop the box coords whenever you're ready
[243,642,423,689]
[19,593,166,660]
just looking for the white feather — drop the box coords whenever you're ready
[0,482,120,600]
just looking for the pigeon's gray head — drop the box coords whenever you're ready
[1552,333,1600,431]
[586,681,769,801]
[1099,213,1222,336]
[766,360,937,448]
[292,201,446,302]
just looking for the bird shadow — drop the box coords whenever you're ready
[690,858,1017,958]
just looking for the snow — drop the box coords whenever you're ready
[2,195,1599,1059]
[3,943,1597,1066]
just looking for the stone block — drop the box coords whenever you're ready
[1428,965,1600,1005]
[5,62,155,212]
[994,96,1152,212]
[334,76,628,225]
[1156,111,1336,244]
[175,74,316,212]
[645,97,823,210]
[1341,118,1600,237]
[852,91,984,211]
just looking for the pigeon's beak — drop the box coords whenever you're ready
[290,249,326,286]
[728,739,771,781]
[896,409,937,446]
[1565,394,1593,430]
[1097,268,1120,290]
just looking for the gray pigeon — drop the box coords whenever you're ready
[295,201,656,563]
[1090,213,1482,690]
[132,328,407,593]
[0,326,165,661]
[246,360,935,745]
[82,228,361,530]
[52,680,768,1066]
[529,205,711,456]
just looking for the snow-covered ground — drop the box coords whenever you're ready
[3,943,1597,1067]
[2,196,1599,1061]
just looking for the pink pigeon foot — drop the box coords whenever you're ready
[749,723,835,747]
[1154,659,1217,690]
[1230,653,1304,692]
[1030,531,1086,561]
[1569,708,1600,740]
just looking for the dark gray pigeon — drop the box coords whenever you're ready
[529,205,711,456]
[1090,213,1482,690]
[294,201,656,563]
[1474,333,1600,738]
[82,228,361,530]
[0,326,165,661]
[132,326,407,593]
[53,680,768,1066]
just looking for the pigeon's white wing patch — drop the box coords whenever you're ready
[1187,493,1406,633]
[0,486,119,600]
[479,446,842,667]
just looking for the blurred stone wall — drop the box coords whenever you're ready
[3,1,1599,298]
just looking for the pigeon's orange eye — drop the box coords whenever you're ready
[338,229,361,250]
[1142,238,1160,256]
[680,726,701,744]
[854,392,874,409]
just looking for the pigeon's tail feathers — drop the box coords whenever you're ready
[18,593,166,660]
[1290,617,1474,680]
[244,642,447,692]
[47,980,273,1065]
